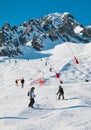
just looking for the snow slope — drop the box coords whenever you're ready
[0,42,91,130]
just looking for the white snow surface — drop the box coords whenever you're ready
[74,26,83,33]
[0,42,91,130]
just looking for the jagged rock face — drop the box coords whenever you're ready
[80,26,91,37]
[0,12,91,56]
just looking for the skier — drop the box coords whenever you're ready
[15,79,18,86]
[45,62,47,66]
[9,60,11,64]
[21,78,25,88]
[49,68,52,72]
[57,85,64,100]
[15,60,17,64]
[28,87,35,108]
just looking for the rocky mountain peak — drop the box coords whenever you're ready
[0,12,91,56]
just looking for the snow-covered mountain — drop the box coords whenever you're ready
[0,12,91,56]
[0,42,91,130]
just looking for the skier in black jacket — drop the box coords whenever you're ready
[21,78,25,88]
[57,85,64,100]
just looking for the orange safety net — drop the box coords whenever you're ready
[39,79,44,85]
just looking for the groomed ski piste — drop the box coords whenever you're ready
[0,42,91,130]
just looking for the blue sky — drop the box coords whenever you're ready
[0,0,91,28]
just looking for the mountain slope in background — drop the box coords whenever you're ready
[0,12,91,56]
[0,42,91,130]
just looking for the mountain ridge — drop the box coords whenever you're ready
[0,12,91,56]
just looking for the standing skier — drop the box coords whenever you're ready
[15,79,18,86]
[49,68,52,72]
[21,78,25,88]
[45,62,47,66]
[57,85,64,100]
[28,87,35,108]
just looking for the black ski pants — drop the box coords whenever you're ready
[28,98,35,107]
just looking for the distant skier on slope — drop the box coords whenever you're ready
[15,79,18,86]
[15,60,17,64]
[45,62,47,66]
[21,78,25,88]
[57,85,64,100]
[49,67,52,72]
[27,87,36,108]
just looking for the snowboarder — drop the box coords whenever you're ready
[57,85,64,100]
[28,87,35,108]
[21,78,25,88]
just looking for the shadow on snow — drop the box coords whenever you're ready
[0,116,28,120]
[34,105,90,111]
